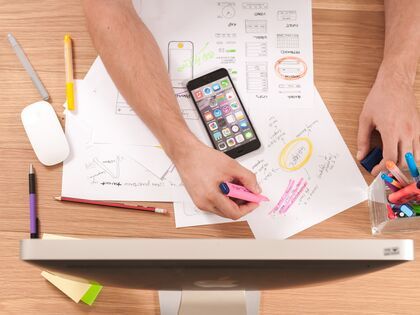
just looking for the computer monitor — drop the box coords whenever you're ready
[21,239,414,315]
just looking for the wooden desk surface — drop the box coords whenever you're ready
[1,0,419,314]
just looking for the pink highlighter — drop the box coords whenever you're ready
[219,182,269,203]
[388,181,420,204]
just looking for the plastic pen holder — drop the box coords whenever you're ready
[368,170,420,235]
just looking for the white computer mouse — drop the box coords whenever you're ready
[21,101,70,166]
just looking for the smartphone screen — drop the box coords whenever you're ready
[168,41,194,88]
[187,68,261,158]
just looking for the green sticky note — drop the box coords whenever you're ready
[80,282,103,306]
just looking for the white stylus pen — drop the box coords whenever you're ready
[7,33,49,101]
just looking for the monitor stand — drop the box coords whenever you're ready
[159,290,260,315]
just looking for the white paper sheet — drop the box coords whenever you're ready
[174,201,246,228]
[136,0,314,107]
[62,81,180,201]
[243,89,368,239]
[93,0,314,146]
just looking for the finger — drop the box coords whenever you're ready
[413,138,420,162]
[237,202,259,217]
[232,164,261,194]
[213,193,244,220]
[397,140,413,169]
[357,115,374,161]
[371,134,398,176]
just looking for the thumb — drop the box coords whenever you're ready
[357,115,374,161]
[233,164,261,194]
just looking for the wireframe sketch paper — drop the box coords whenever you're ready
[62,80,180,202]
[242,89,368,239]
[135,0,314,107]
[91,0,314,146]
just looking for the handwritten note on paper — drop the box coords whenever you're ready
[243,89,367,239]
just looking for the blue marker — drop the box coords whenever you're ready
[381,173,402,189]
[405,152,420,182]
[391,204,415,218]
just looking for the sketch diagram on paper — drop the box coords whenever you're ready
[245,20,267,33]
[277,10,297,21]
[278,137,313,171]
[116,92,134,115]
[246,62,268,92]
[242,2,268,10]
[245,42,267,57]
[217,2,236,18]
[86,155,122,185]
[277,34,299,49]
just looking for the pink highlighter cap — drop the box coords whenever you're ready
[219,182,269,203]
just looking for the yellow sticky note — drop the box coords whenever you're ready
[40,233,103,305]
[41,271,91,303]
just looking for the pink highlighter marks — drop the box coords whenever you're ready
[219,182,269,203]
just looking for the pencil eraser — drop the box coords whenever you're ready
[360,147,382,172]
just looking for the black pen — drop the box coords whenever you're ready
[29,164,38,238]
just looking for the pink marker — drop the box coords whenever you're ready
[219,182,269,203]
[388,181,420,204]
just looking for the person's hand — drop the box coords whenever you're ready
[172,138,261,220]
[357,64,420,176]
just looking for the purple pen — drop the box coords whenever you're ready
[29,164,38,238]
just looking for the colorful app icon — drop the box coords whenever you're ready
[222,128,231,137]
[235,134,245,143]
[203,87,212,95]
[239,120,248,129]
[231,124,240,133]
[226,92,235,100]
[220,79,229,88]
[226,138,236,147]
[222,105,231,114]
[210,99,218,107]
[194,90,203,100]
[212,83,221,91]
[218,142,227,150]
[226,114,235,124]
[213,109,222,118]
[234,110,244,120]
[244,131,253,139]
[209,121,218,131]
[217,118,227,128]
[213,131,222,141]
[230,102,239,110]
[204,111,214,121]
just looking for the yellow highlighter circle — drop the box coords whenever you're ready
[279,137,313,171]
[177,42,184,49]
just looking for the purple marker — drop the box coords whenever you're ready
[29,164,38,238]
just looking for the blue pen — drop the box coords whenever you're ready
[405,152,420,182]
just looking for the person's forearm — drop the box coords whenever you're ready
[82,0,200,161]
[380,0,420,85]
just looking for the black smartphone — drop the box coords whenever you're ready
[187,68,261,159]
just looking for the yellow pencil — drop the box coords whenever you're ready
[64,34,75,110]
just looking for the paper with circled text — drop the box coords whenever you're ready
[240,89,368,239]
[174,88,367,234]
[91,0,314,146]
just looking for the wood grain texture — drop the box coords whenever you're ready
[1,0,419,314]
